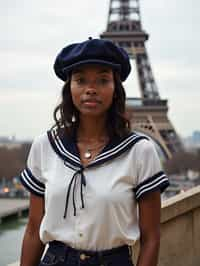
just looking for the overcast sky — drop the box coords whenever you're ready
[1,0,200,140]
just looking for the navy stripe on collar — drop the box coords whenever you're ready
[47,128,149,169]
[89,134,148,167]
[47,129,81,168]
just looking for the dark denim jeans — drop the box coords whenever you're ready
[38,241,134,266]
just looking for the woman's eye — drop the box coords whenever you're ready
[74,77,112,86]
[99,78,110,84]
[76,78,85,84]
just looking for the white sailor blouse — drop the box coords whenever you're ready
[20,129,169,251]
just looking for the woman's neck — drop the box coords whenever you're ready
[77,115,108,142]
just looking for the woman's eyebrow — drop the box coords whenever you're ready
[98,69,112,74]
[72,69,83,75]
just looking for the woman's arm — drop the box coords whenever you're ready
[136,190,161,266]
[20,193,45,266]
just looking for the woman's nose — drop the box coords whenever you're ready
[85,87,97,95]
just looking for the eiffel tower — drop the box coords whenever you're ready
[100,0,183,159]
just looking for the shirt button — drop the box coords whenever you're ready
[80,254,86,260]
[80,253,90,260]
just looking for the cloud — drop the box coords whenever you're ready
[0,0,199,139]
[0,89,60,139]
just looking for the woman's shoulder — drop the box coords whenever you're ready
[33,125,66,144]
[31,131,50,147]
[130,131,155,153]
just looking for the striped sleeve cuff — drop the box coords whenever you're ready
[134,171,170,201]
[19,167,45,197]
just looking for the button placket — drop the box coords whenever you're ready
[74,212,85,244]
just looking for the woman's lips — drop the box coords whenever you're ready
[83,101,99,107]
[82,99,101,107]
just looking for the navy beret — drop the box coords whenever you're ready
[54,38,131,82]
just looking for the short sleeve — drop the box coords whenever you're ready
[19,136,45,197]
[133,139,169,201]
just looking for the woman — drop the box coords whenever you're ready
[19,38,169,266]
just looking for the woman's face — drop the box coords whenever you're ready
[70,64,115,117]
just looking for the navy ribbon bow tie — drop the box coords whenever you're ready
[63,166,86,219]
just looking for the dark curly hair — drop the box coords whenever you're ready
[51,71,131,139]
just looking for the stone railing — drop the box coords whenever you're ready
[132,185,200,266]
[8,186,200,266]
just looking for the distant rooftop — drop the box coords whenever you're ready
[0,136,32,145]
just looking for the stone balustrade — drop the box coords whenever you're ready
[133,185,200,266]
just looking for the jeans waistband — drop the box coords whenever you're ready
[49,240,130,259]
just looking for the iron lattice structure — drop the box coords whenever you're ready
[100,0,183,159]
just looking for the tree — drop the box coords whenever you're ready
[164,150,200,175]
[0,143,31,180]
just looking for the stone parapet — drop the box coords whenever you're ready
[133,185,200,266]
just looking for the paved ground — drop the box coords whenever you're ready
[0,198,29,220]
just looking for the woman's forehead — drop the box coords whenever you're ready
[72,64,113,75]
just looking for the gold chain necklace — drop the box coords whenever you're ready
[84,142,107,159]
[77,138,109,160]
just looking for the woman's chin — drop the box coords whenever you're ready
[79,109,107,118]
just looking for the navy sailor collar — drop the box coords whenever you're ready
[47,128,148,170]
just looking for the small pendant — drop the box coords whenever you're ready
[84,151,92,159]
